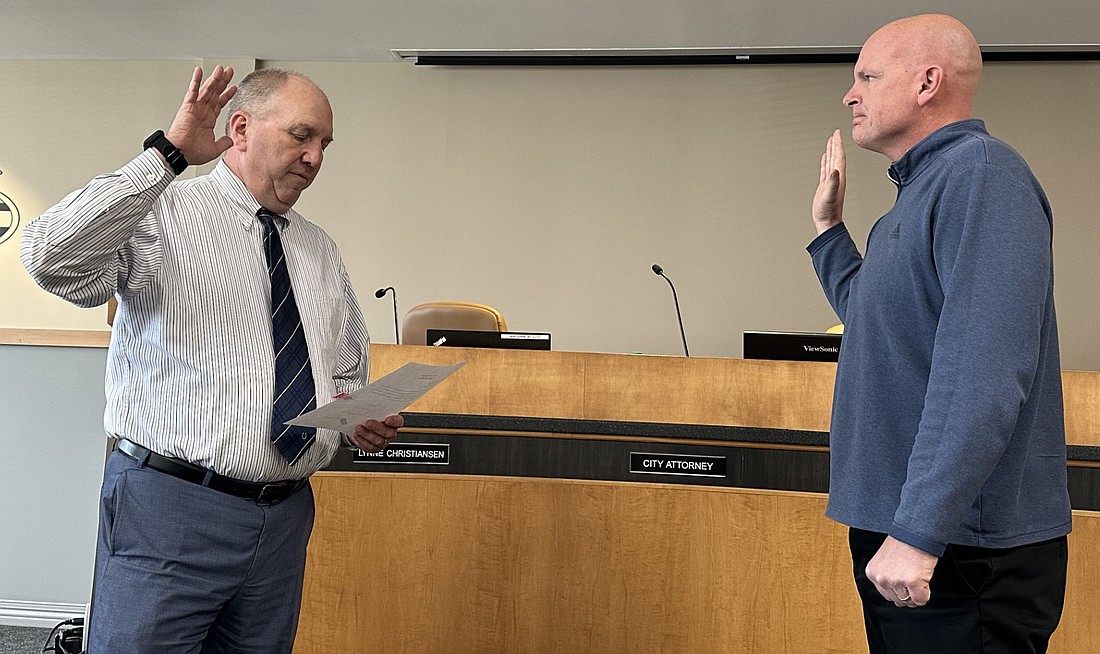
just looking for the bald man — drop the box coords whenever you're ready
[808,15,1070,653]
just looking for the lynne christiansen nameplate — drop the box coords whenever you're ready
[355,443,451,465]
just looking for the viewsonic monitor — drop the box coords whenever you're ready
[742,330,841,362]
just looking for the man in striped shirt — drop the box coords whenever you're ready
[22,66,402,653]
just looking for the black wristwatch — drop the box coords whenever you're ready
[143,130,189,175]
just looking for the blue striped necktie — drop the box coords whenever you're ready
[257,208,317,465]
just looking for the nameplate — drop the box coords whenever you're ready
[354,443,450,465]
[629,452,727,478]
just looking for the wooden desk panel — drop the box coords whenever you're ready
[1052,513,1100,651]
[368,345,840,431]
[6,335,1095,650]
[298,473,1100,654]
[1064,370,1100,447]
[368,344,1100,446]
[297,474,865,654]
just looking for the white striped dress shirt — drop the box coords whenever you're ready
[21,151,369,482]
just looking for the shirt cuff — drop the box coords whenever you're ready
[806,222,848,256]
[890,521,947,557]
[341,432,360,451]
[118,149,177,197]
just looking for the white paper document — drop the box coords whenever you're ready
[286,361,465,433]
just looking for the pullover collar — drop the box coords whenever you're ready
[887,119,988,188]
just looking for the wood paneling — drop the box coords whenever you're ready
[369,344,1100,446]
[1064,370,1100,448]
[0,327,109,348]
[298,474,865,654]
[1051,512,1100,651]
[370,345,837,431]
[299,473,1100,654]
[288,345,1100,653]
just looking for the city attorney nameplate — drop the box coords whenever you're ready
[354,443,450,465]
[630,452,727,478]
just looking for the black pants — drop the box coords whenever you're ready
[849,528,1067,654]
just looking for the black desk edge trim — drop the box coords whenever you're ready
[398,412,1100,462]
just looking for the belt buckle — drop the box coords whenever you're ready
[255,482,287,505]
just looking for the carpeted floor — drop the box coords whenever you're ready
[0,624,54,653]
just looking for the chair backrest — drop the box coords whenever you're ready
[401,301,508,346]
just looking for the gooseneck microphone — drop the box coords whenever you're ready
[651,264,690,357]
[374,287,399,344]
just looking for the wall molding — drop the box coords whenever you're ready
[0,328,109,348]
[0,599,87,628]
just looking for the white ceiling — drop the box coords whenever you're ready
[1,0,1097,63]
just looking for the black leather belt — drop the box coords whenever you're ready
[114,438,308,505]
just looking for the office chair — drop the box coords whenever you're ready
[402,301,508,346]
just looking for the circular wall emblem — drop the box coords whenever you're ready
[0,190,20,246]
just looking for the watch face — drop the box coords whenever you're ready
[144,130,164,150]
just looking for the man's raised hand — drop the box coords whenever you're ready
[165,66,237,166]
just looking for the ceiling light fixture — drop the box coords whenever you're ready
[392,44,1100,66]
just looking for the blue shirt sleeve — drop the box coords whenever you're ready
[891,161,1054,554]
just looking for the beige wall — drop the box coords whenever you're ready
[3,60,1098,367]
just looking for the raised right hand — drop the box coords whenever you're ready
[165,66,237,166]
[812,129,846,235]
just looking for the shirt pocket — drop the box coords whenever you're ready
[296,271,344,393]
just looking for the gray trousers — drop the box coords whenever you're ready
[89,451,314,654]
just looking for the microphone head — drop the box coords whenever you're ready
[374,287,388,298]
[651,264,663,275]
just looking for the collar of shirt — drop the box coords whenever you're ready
[209,161,301,230]
[887,118,988,189]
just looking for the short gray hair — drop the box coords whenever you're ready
[224,68,320,134]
